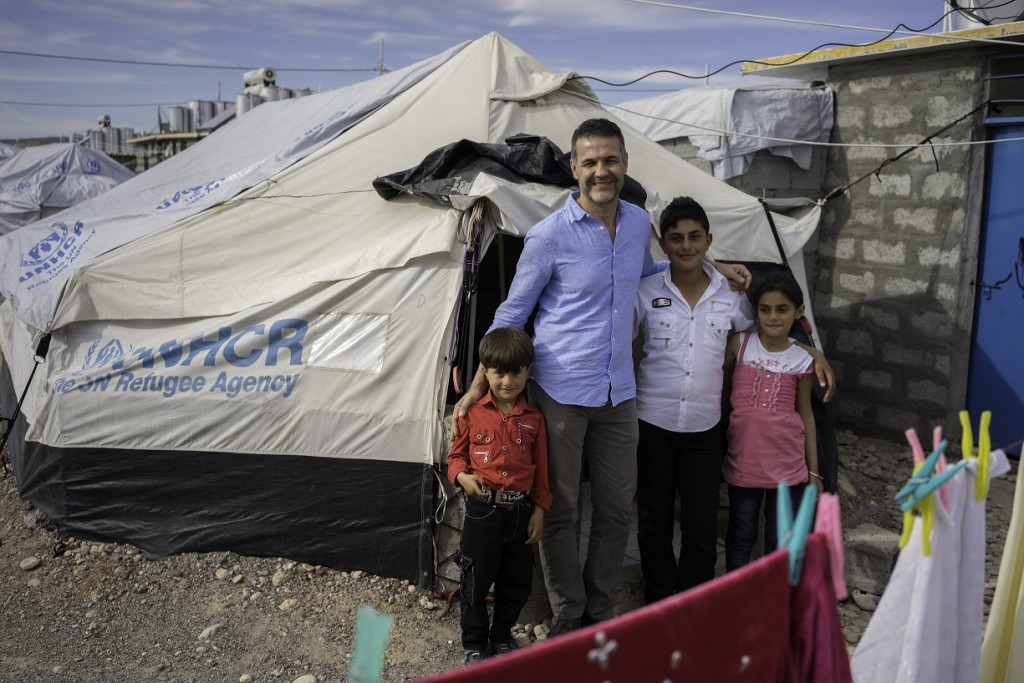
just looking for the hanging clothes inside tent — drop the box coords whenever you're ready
[980,458,1024,683]
[422,533,849,683]
[850,449,1011,683]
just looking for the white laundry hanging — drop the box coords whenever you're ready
[851,449,1011,683]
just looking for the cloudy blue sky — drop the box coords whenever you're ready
[0,1,984,141]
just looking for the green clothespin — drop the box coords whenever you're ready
[349,605,394,683]
[777,481,818,585]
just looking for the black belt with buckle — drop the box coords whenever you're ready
[483,490,529,506]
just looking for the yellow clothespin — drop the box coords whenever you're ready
[899,477,935,557]
[959,410,992,501]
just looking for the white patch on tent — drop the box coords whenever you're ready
[308,313,389,374]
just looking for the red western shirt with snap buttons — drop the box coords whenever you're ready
[447,391,552,512]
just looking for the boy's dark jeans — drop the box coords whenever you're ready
[636,420,722,603]
[725,482,806,571]
[459,496,534,652]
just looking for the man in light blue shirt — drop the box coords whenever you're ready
[454,119,750,633]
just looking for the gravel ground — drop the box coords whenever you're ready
[1,427,1017,682]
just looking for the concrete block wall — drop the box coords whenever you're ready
[814,52,986,437]
[655,51,989,439]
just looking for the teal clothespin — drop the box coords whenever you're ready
[349,604,394,683]
[894,439,966,512]
[777,481,818,585]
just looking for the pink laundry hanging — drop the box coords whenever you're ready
[422,533,850,683]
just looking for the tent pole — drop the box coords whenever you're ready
[466,293,478,389]
[498,234,507,301]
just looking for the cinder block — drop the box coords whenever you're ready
[845,523,900,595]
[907,378,947,406]
[836,328,873,355]
[893,207,938,234]
[882,277,929,296]
[863,239,907,265]
[917,244,960,268]
[923,172,963,201]
[910,310,950,337]
[839,271,875,295]
[882,343,924,367]
[860,305,899,331]
[868,174,911,197]
[859,369,892,390]
[872,103,913,128]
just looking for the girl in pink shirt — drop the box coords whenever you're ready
[722,272,822,571]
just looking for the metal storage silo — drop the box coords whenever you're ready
[168,106,194,133]
[200,100,215,123]
[235,93,259,116]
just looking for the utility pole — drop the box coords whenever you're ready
[377,39,385,76]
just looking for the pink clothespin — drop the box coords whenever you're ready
[932,426,950,511]
[905,427,950,512]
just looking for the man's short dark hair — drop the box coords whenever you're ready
[570,118,626,163]
[658,196,710,237]
[478,327,534,373]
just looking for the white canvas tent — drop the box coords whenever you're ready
[0,33,820,582]
[0,143,134,234]
[0,141,19,162]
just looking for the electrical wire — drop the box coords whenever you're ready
[0,100,173,108]
[593,92,1024,150]
[820,99,996,202]
[951,0,1024,24]
[581,0,1022,86]
[623,0,1019,45]
[0,49,377,72]
[0,103,68,138]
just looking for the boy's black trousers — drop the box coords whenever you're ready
[458,496,534,652]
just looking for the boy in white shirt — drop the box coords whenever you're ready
[633,196,755,603]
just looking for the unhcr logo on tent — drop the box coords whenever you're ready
[53,318,307,400]
[79,339,128,373]
[19,220,97,290]
[155,177,226,211]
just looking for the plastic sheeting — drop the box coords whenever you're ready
[613,83,834,180]
[372,133,648,209]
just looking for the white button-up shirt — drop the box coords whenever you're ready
[634,263,755,432]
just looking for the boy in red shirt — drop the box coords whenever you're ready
[447,327,552,663]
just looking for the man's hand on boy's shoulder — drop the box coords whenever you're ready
[717,262,751,292]
[525,506,544,545]
[451,366,489,441]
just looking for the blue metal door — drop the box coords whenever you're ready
[967,120,1024,456]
